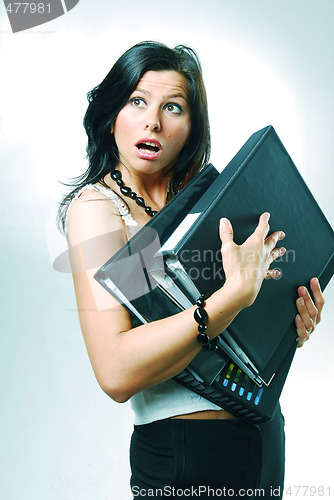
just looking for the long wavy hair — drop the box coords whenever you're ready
[58,41,211,232]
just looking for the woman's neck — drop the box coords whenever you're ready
[111,164,172,211]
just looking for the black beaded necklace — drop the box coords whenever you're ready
[110,170,158,217]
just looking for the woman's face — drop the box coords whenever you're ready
[112,70,192,177]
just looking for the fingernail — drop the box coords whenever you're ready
[312,277,319,286]
[296,314,302,322]
[300,287,307,296]
[280,231,285,239]
[298,298,305,306]
[220,218,231,228]
[266,212,270,220]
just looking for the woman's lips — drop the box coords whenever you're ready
[135,138,163,160]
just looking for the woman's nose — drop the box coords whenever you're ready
[144,109,161,132]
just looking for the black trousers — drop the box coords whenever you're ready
[130,405,285,499]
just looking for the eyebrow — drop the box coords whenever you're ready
[134,87,187,101]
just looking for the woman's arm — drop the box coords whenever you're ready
[67,192,285,403]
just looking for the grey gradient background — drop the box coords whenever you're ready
[0,1,333,499]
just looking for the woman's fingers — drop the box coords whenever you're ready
[296,293,315,334]
[298,286,318,325]
[265,269,281,279]
[264,231,286,278]
[219,213,287,288]
[219,217,234,246]
[267,246,286,265]
[265,231,286,254]
[309,277,325,324]
[295,314,311,347]
[252,212,271,241]
[295,278,325,347]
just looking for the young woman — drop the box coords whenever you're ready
[59,41,324,499]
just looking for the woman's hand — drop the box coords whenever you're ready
[295,278,325,347]
[219,212,286,308]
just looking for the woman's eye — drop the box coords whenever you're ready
[165,103,182,114]
[130,97,146,108]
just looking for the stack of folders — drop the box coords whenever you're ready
[95,126,334,423]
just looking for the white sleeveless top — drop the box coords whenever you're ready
[68,184,221,424]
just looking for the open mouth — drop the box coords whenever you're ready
[136,141,161,153]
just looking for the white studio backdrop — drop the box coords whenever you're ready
[0,1,333,499]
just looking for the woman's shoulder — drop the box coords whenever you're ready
[66,184,125,244]
[66,184,137,241]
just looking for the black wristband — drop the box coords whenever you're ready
[194,292,219,351]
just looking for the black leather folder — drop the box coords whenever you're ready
[156,125,334,385]
[94,126,334,422]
